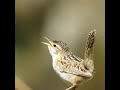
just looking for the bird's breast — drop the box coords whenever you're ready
[52,60,84,85]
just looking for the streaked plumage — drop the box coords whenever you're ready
[42,30,96,90]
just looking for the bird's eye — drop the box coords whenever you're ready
[53,44,56,47]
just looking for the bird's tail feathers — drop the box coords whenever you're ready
[84,30,96,73]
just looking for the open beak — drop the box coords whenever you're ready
[42,37,52,46]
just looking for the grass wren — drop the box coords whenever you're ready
[42,30,96,90]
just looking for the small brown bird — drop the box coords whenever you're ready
[42,30,96,90]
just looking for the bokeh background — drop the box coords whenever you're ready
[15,0,105,90]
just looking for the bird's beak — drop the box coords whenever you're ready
[42,37,52,46]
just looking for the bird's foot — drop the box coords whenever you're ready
[65,85,77,90]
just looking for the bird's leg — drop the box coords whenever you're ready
[65,84,77,90]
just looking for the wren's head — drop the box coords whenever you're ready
[42,37,72,58]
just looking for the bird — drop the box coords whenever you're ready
[42,30,96,90]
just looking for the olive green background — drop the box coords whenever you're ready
[15,0,105,90]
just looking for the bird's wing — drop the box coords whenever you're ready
[56,59,92,78]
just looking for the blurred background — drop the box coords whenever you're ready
[15,0,105,90]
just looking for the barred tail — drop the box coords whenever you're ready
[84,30,96,60]
[84,30,96,73]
